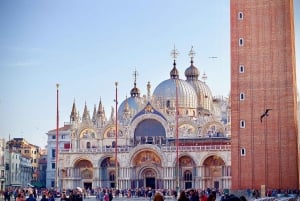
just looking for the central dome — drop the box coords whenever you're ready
[153,78,197,109]
[152,62,197,111]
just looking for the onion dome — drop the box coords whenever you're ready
[118,70,145,120]
[170,60,179,79]
[185,47,214,113]
[184,47,199,80]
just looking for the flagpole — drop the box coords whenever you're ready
[115,82,118,190]
[56,83,59,190]
[175,79,179,195]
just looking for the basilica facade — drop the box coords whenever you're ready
[46,48,231,191]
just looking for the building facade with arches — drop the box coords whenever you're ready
[46,47,231,191]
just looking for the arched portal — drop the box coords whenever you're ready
[99,156,118,188]
[141,168,157,189]
[179,155,195,189]
[132,150,162,189]
[74,159,93,190]
[202,155,225,189]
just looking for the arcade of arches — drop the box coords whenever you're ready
[60,150,230,191]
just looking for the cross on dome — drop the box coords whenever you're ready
[189,46,196,61]
[170,46,179,60]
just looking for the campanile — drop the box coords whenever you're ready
[230,0,298,189]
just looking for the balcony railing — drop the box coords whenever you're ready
[59,144,231,154]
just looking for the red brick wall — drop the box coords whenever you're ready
[230,0,298,190]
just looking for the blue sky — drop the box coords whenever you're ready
[0,1,299,148]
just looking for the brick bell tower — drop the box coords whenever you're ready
[230,0,299,190]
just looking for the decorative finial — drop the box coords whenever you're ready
[189,46,195,62]
[115,82,118,87]
[56,83,60,89]
[170,45,179,60]
[133,69,139,87]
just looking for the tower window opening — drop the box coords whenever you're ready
[240,120,245,128]
[241,148,246,156]
[239,65,245,73]
[239,38,244,46]
[238,12,244,20]
[240,93,245,100]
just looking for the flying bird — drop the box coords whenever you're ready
[260,109,272,122]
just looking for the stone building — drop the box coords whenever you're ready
[0,138,5,191]
[5,138,41,187]
[47,48,232,191]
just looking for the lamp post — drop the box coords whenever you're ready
[115,82,118,190]
[55,83,59,190]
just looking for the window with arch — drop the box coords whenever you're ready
[240,120,246,128]
[184,170,192,181]
[86,142,91,149]
[109,172,115,182]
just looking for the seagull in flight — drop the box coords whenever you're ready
[260,109,272,122]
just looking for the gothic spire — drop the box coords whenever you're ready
[82,102,90,121]
[70,99,78,122]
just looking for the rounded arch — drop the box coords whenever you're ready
[172,153,196,167]
[73,158,94,180]
[134,119,166,137]
[138,166,160,179]
[128,144,167,166]
[74,158,93,168]
[202,155,225,166]
[79,128,96,139]
[178,122,197,137]
[102,125,124,139]
[201,121,226,137]
[98,155,120,167]
[129,113,168,139]
[98,155,120,188]
[71,157,93,167]
[179,155,196,166]
[132,149,162,167]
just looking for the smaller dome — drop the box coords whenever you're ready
[118,96,144,120]
[185,61,199,81]
[170,60,179,79]
[130,87,140,97]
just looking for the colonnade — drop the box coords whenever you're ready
[60,164,231,191]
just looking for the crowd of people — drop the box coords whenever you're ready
[2,187,300,201]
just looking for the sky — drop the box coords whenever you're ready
[0,1,299,148]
